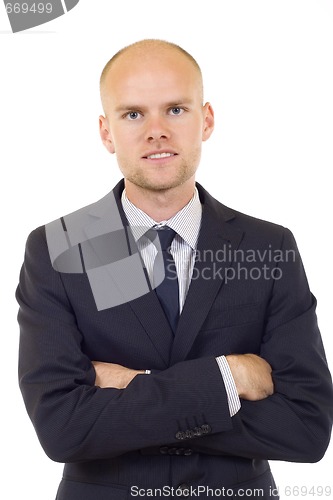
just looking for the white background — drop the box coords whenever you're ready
[1,0,332,498]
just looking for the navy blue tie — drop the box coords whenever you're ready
[153,227,179,333]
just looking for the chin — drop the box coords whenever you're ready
[128,175,181,193]
[127,165,196,193]
[146,178,188,192]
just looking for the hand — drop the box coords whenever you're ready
[92,361,145,389]
[226,354,274,401]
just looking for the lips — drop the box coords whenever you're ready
[143,151,178,159]
[147,152,174,159]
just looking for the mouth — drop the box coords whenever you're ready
[143,151,178,160]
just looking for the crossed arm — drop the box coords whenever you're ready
[93,354,274,402]
[17,226,333,464]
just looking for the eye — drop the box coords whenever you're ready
[169,107,184,116]
[125,111,141,120]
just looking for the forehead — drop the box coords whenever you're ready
[102,48,202,107]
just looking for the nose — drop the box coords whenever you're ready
[145,115,170,142]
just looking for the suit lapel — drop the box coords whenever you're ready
[170,191,244,365]
[82,181,174,367]
[127,292,174,367]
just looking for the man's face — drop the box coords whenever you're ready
[99,47,214,192]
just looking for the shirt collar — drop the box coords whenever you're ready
[121,188,202,250]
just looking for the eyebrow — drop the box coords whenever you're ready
[114,99,195,113]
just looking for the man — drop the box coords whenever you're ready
[17,39,333,499]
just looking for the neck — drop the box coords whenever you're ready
[124,178,196,222]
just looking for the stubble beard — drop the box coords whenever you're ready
[120,150,201,193]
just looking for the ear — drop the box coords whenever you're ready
[99,115,115,154]
[202,102,214,142]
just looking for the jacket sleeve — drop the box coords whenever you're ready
[17,226,232,463]
[18,226,333,464]
[186,228,333,463]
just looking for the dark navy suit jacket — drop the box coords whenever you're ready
[17,180,333,499]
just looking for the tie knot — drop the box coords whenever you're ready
[155,226,176,251]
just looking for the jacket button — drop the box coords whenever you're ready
[175,431,186,440]
[176,484,190,496]
[185,429,195,438]
[184,448,193,456]
[159,446,169,455]
[201,424,212,434]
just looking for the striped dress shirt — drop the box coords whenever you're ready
[121,188,240,417]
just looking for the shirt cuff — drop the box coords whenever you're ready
[215,355,241,417]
